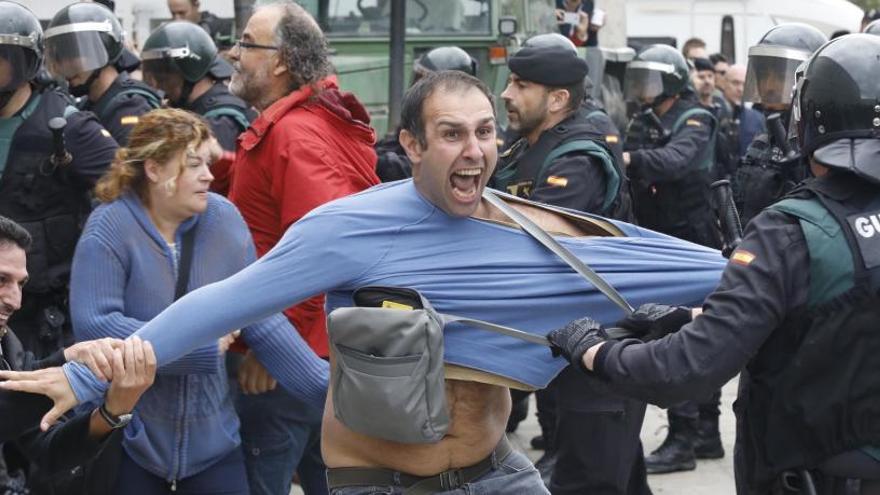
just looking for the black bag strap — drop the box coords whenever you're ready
[174,228,196,300]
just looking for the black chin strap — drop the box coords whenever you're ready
[175,80,196,109]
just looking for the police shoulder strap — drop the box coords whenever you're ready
[539,139,621,215]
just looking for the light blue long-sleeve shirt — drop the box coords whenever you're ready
[69,192,327,480]
[66,180,724,403]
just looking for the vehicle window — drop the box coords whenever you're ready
[323,0,491,37]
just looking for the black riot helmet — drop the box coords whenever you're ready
[0,1,43,97]
[142,21,220,83]
[624,44,689,106]
[743,23,827,107]
[44,2,124,96]
[412,46,477,82]
[793,34,880,184]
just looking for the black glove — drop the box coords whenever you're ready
[546,317,607,371]
[615,303,692,341]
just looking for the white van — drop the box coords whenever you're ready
[624,0,864,63]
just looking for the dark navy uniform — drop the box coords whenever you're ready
[80,72,161,145]
[1,86,117,356]
[494,104,632,220]
[734,114,805,227]
[186,82,255,152]
[591,173,880,494]
[625,97,721,248]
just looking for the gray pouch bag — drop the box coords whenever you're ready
[327,286,549,444]
[327,286,448,443]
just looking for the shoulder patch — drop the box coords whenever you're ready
[100,129,112,138]
[731,250,756,266]
[120,116,139,126]
[605,134,619,144]
[546,176,568,187]
[685,119,703,127]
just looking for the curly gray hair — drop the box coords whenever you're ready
[266,1,334,91]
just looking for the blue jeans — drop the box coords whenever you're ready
[235,386,327,495]
[328,450,549,495]
[116,447,249,495]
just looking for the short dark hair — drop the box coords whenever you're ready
[273,2,334,91]
[709,52,728,65]
[548,79,585,114]
[0,216,31,252]
[400,70,494,148]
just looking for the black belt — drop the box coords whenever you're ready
[326,436,514,495]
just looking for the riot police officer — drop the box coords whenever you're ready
[494,34,631,220]
[142,21,254,153]
[43,2,161,145]
[548,33,880,495]
[622,43,722,474]
[375,46,479,182]
[734,23,827,226]
[493,34,644,495]
[0,1,117,358]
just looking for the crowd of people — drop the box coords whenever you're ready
[0,0,877,495]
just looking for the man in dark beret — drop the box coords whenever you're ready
[493,33,630,220]
[492,34,646,495]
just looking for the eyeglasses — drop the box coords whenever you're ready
[233,39,280,51]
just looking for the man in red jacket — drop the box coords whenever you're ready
[225,3,379,494]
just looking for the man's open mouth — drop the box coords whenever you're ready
[450,167,482,203]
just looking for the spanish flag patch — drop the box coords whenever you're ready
[546,176,569,187]
[685,119,703,127]
[605,134,619,144]
[731,250,756,266]
[120,116,139,126]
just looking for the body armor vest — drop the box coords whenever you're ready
[87,74,162,125]
[734,132,805,226]
[190,83,254,133]
[494,110,629,220]
[0,89,91,295]
[625,102,720,247]
[742,174,880,489]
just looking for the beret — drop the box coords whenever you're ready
[508,45,589,86]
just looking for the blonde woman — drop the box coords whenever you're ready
[69,108,327,495]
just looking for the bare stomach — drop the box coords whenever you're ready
[321,379,511,476]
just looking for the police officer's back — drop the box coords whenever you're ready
[548,33,880,495]
[0,2,118,357]
[734,24,827,226]
[494,34,632,221]
[623,44,720,248]
[44,3,161,145]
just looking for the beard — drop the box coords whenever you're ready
[230,64,273,110]
[506,96,548,138]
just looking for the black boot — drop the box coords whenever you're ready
[694,416,725,459]
[645,416,697,474]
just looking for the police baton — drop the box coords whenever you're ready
[49,117,72,168]
[711,179,743,258]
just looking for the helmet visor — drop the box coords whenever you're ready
[624,62,671,102]
[44,23,113,79]
[742,45,811,105]
[0,46,37,92]
[141,57,184,97]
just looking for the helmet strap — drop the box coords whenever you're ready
[69,69,101,98]
[175,80,196,108]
